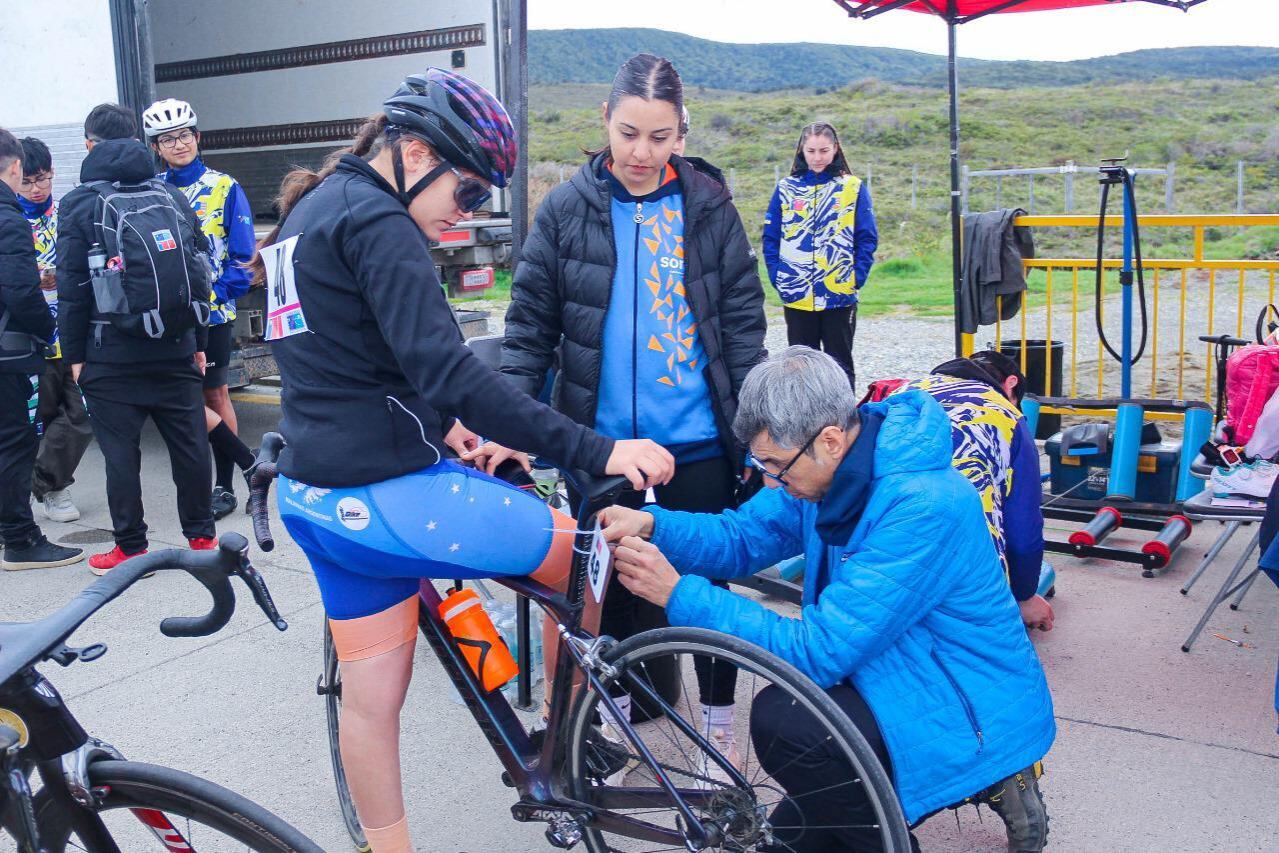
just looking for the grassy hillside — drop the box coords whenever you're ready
[530,29,1279,92]
[525,76,1279,315]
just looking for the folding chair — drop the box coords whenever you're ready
[1179,490,1267,652]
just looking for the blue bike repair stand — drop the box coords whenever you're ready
[1105,162,1141,502]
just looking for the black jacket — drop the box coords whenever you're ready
[0,182,54,373]
[501,154,767,465]
[271,155,613,487]
[56,139,209,365]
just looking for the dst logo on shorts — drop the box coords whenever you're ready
[336,497,371,531]
[152,229,178,251]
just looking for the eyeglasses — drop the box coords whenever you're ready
[21,174,52,189]
[450,167,491,214]
[747,429,823,487]
[156,130,196,150]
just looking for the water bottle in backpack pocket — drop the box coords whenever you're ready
[86,179,211,339]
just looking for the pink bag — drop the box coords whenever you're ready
[1226,344,1279,444]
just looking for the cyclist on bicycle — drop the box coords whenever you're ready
[254,69,674,853]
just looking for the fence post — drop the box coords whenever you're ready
[730,167,737,196]
[774,164,780,187]
[1064,162,1074,213]
[995,174,1002,209]
[961,164,970,215]
[1165,161,1175,212]
[866,162,873,194]
[1028,174,1035,214]
[1237,160,1245,214]
[911,163,917,209]
[558,165,565,184]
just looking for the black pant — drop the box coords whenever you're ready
[754,683,920,853]
[32,358,92,498]
[79,360,214,552]
[578,455,741,707]
[0,372,41,547]
[784,305,858,389]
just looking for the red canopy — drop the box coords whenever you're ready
[838,0,1203,22]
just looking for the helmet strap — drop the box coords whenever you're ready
[391,141,450,206]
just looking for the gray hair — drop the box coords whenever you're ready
[733,346,861,451]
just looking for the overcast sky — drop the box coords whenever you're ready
[529,0,1278,62]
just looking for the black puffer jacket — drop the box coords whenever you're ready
[0,182,53,373]
[501,154,767,464]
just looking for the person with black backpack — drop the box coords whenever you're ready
[56,104,216,575]
[0,127,84,571]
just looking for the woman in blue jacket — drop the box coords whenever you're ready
[762,123,877,388]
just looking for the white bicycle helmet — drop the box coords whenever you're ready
[143,99,198,139]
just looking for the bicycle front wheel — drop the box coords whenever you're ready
[35,759,322,852]
[564,626,912,853]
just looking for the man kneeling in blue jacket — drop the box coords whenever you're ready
[601,346,1055,852]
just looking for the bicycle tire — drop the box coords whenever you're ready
[323,622,370,852]
[564,626,912,853]
[33,759,322,852]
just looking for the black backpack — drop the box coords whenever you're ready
[86,179,210,339]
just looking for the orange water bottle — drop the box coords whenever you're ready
[439,588,519,692]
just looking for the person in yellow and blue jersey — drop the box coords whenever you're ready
[904,351,1055,632]
[17,137,93,524]
[145,99,258,521]
[762,122,877,388]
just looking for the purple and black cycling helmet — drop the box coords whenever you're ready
[382,68,517,196]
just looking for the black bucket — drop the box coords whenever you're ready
[1000,339,1064,439]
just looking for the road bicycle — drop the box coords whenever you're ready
[0,532,322,852]
[246,433,912,852]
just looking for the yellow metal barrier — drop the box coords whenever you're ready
[962,214,1279,423]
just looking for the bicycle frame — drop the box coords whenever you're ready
[406,486,744,848]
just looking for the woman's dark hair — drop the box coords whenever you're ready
[586,53,684,157]
[790,122,851,177]
[969,350,1027,405]
[84,103,137,142]
[251,113,398,284]
[20,137,52,176]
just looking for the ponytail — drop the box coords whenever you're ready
[250,113,390,285]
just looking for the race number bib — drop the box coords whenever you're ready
[261,234,309,340]
[587,519,611,604]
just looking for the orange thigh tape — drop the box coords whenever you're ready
[329,596,419,662]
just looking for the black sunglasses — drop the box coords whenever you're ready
[450,167,491,214]
[747,429,822,487]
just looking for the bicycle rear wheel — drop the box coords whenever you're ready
[322,622,369,851]
[564,627,912,853]
[35,759,321,852]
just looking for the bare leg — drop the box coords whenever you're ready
[203,384,237,433]
[203,406,220,432]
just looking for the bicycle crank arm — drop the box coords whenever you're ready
[510,801,591,849]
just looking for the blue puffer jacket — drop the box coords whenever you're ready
[652,390,1055,822]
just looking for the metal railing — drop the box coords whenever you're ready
[964,214,1279,422]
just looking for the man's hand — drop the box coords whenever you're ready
[613,536,681,608]
[39,271,56,292]
[71,363,83,383]
[1019,595,1055,632]
[194,351,206,375]
[598,505,654,542]
[462,441,531,476]
[444,420,481,456]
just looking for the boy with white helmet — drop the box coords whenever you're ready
[144,98,257,519]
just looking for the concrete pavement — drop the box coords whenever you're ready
[2,398,1277,851]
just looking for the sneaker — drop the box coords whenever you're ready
[696,725,744,789]
[89,545,147,576]
[593,722,638,787]
[2,537,84,571]
[1211,459,1279,500]
[188,536,219,551]
[211,487,237,521]
[980,765,1049,853]
[41,488,81,523]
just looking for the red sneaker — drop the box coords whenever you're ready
[188,537,218,551]
[89,546,147,576]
